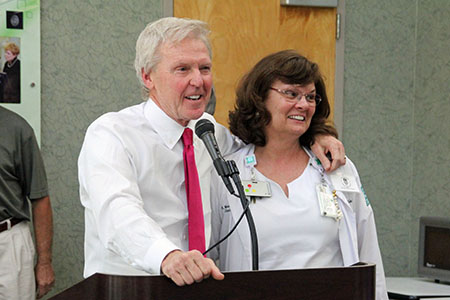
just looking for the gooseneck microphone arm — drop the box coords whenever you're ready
[227,160,259,270]
[195,119,259,271]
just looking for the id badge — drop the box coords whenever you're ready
[316,183,341,220]
[242,180,271,197]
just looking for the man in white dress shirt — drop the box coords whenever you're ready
[78,17,345,286]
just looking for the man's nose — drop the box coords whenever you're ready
[190,69,203,87]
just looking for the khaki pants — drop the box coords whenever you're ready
[0,221,36,300]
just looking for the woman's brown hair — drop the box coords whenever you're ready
[229,50,337,147]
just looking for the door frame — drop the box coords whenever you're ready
[162,0,344,137]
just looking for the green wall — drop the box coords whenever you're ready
[39,0,449,297]
[344,0,450,276]
[40,1,162,297]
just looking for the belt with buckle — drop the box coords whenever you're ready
[0,218,22,233]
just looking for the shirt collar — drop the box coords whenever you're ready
[144,98,186,150]
[304,147,326,173]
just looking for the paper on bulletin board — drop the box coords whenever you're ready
[0,0,41,144]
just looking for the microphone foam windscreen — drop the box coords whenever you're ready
[195,119,215,137]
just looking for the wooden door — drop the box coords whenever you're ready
[174,0,337,126]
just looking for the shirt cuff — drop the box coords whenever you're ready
[143,238,180,274]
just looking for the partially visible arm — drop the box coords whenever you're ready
[346,159,388,300]
[79,121,179,275]
[311,134,346,172]
[31,195,55,299]
[208,170,224,264]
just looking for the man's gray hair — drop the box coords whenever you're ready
[134,17,212,98]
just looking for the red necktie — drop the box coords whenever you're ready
[182,128,206,253]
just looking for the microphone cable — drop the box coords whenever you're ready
[203,195,253,256]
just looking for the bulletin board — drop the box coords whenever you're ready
[0,0,41,143]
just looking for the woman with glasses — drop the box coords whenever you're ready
[209,50,388,300]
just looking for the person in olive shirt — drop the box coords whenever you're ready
[0,106,55,299]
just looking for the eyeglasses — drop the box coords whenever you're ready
[269,87,322,105]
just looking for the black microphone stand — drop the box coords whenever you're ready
[226,160,259,271]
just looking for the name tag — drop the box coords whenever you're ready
[241,180,272,197]
[221,205,231,212]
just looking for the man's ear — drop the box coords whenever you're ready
[141,68,153,89]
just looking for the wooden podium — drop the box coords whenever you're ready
[49,263,375,300]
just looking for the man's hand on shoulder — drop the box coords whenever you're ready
[161,250,224,286]
[311,134,346,172]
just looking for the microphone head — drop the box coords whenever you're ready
[195,119,215,138]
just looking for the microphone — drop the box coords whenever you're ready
[195,119,259,269]
[195,119,234,195]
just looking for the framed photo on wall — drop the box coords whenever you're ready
[0,36,21,103]
[0,1,41,143]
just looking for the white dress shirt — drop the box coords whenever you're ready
[78,99,240,277]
